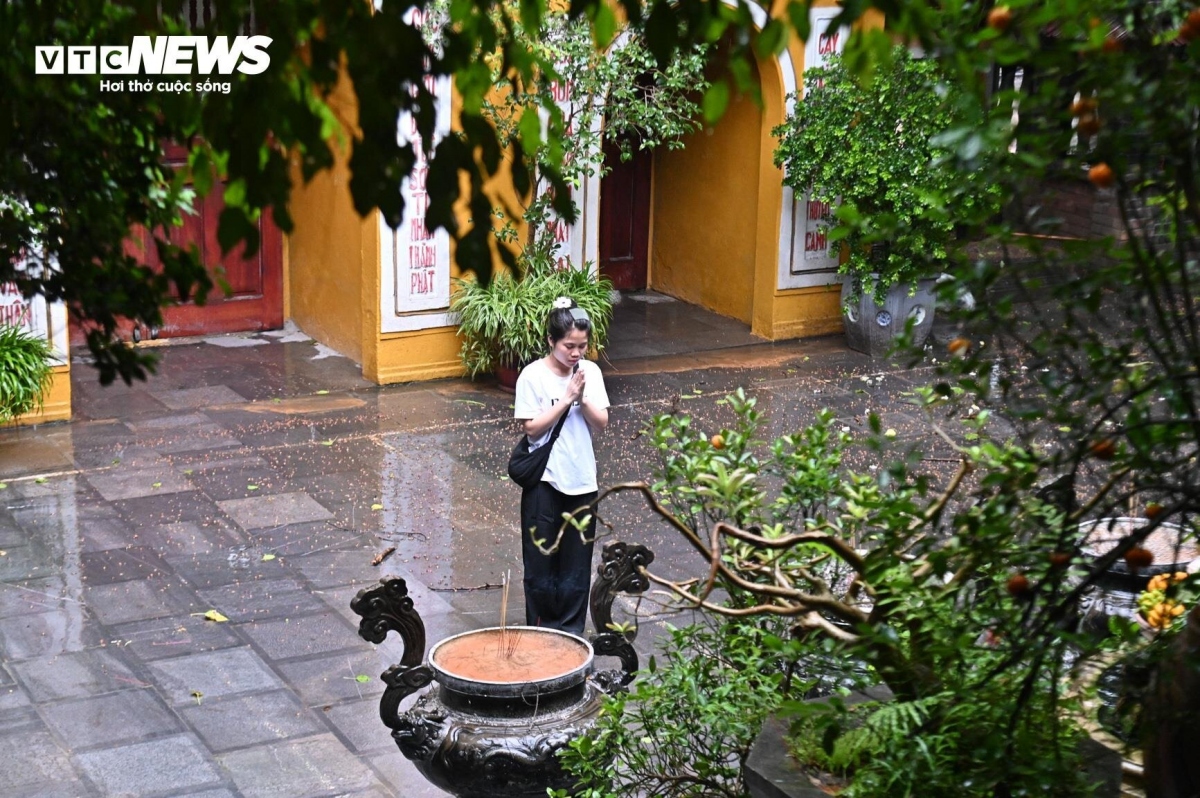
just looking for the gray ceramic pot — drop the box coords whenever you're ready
[840,276,937,357]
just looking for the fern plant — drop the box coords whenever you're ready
[0,324,53,423]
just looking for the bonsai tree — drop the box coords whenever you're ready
[0,324,53,423]
[772,45,999,300]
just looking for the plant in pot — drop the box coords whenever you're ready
[772,46,999,357]
[0,323,54,424]
[451,256,614,389]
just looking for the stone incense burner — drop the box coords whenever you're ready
[351,542,654,798]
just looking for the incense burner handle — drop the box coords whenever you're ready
[351,578,433,730]
[589,542,655,693]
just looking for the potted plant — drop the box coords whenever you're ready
[0,323,54,424]
[773,46,999,357]
[451,256,614,389]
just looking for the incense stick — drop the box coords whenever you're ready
[498,570,522,659]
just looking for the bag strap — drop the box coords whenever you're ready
[545,404,570,446]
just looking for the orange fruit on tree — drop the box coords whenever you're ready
[947,337,972,356]
[1076,113,1101,136]
[988,6,1013,32]
[1006,573,1032,598]
[1144,502,1165,520]
[1124,547,1154,570]
[710,434,725,449]
[1088,162,1116,188]
[1069,97,1098,117]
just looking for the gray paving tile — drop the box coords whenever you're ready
[219,734,385,797]
[149,385,248,410]
[217,491,333,531]
[84,466,195,501]
[10,648,142,702]
[322,698,395,753]
[0,730,80,794]
[238,611,361,661]
[105,614,243,662]
[197,577,331,623]
[0,665,30,711]
[146,647,283,705]
[39,688,182,749]
[4,783,100,798]
[0,577,74,619]
[131,520,246,558]
[72,443,165,471]
[80,547,170,585]
[250,520,364,557]
[167,549,281,590]
[0,704,43,734]
[274,650,394,707]
[0,609,104,660]
[180,689,323,752]
[112,490,226,530]
[75,734,222,795]
[290,549,392,591]
[369,750,453,797]
[84,578,198,626]
[78,513,139,552]
[124,411,229,433]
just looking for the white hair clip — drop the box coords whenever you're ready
[552,296,573,309]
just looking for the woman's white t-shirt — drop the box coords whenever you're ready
[513,359,610,495]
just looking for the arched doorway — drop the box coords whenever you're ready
[650,43,764,325]
[584,8,845,345]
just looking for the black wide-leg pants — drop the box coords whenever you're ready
[520,481,597,636]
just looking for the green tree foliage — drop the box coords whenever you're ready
[552,621,790,798]
[773,46,1001,299]
[573,393,1097,796]
[560,0,1200,790]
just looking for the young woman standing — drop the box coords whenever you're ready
[512,298,610,636]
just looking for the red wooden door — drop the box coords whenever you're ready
[598,139,651,291]
[71,146,283,344]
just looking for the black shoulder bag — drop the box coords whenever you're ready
[508,408,569,490]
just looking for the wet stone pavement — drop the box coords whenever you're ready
[0,307,981,798]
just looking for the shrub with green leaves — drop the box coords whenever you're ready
[570,390,1102,797]
[553,620,790,798]
[0,324,53,423]
[772,46,1001,300]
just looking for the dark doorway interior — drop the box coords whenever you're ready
[598,138,652,291]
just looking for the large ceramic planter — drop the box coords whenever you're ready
[840,277,937,358]
[494,361,521,393]
[351,542,654,798]
[1077,517,1197,637]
